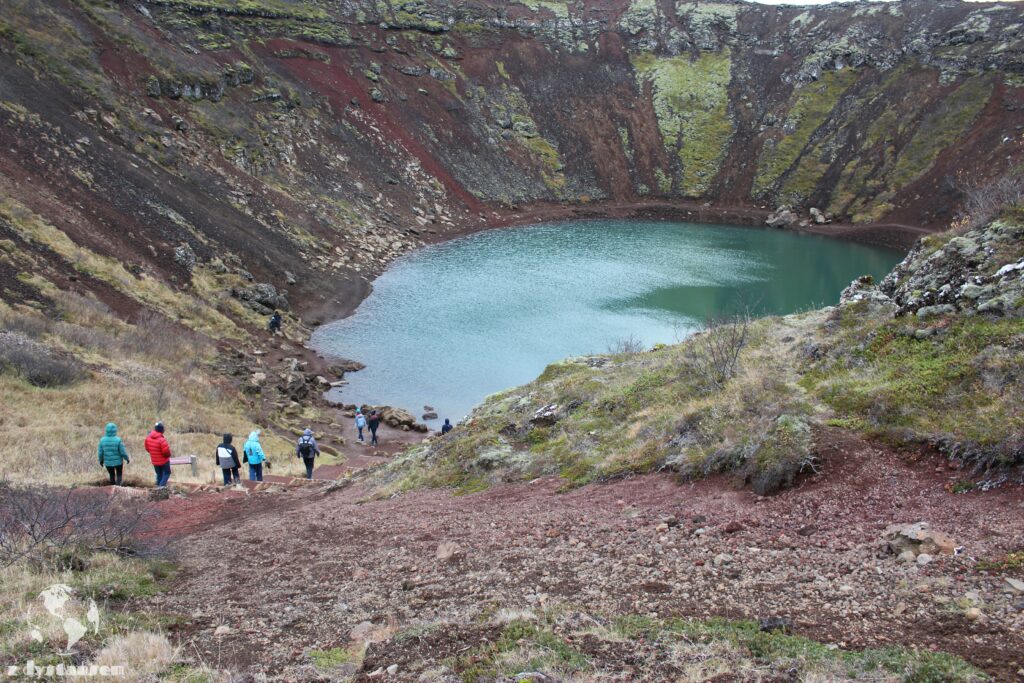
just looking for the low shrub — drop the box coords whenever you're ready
[0,336,83,387]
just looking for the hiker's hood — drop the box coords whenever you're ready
[104,423,118,437]
[303,428,313,437]
[247,430,261,442]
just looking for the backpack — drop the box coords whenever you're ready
[298,437,315,458]
[217,446,235,469]
[356,415,366,428]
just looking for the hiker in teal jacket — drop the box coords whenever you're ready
[243,430,266,482]
[97,422,129,486]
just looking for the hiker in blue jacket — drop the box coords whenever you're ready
[243,430,266,482]
[97,423,130,486]
[355,410,367,443]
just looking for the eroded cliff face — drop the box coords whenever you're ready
[0,0,1022,323]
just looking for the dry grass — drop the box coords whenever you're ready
[90,632,177,680]
[0,297,306,486]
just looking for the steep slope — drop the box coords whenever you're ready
[1,0,1023,328]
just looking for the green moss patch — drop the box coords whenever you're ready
[632,50,734,197]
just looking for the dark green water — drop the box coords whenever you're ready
[311,220,904,423]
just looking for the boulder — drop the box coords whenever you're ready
[766,205,798,229]
[328,359,366,376]
[173,243,197,273]
[809,207,831,224]
[883,522,957,558]
[422,411,438,420]
[381,406,416,428]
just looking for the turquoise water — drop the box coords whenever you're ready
[311,220,904,423]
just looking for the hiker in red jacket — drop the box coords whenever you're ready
[145,422,172,487]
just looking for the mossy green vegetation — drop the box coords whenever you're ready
[631,50,734,197]
[448,611,984,682]
[753,68,860,197]
[378,313,817,495]
[801,308,1024,467]
[519,0,570,19]
[147,0,331,21]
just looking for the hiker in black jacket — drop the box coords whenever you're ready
[367,411,381,447]
[296,428,320,479]
[216,433,241,486]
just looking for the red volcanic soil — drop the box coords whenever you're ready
[137,427,1024,680]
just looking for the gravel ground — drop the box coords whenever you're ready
[142,428,1024,680]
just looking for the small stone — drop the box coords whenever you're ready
[964,607,982,622]
[655,523,669,533]
[435,541,461,563]
[386,664,399,675]
[712,553,733,567]
[546,528,561,538]
[898,550,917,563]
[214,625,231,636]
[350,621,375,642]
[917,553,934,566]
[724,521,744,534]
[1004,577,1024,594]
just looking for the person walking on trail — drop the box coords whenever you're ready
[97,422,130,486]
[296,428,320,479]
[367,410,381,447]
[216,433,241,486]
[268,310,282,335]
[441,418,453,435]
[145,422,172,488]
[355,410,367,443]
[243,430,266,482]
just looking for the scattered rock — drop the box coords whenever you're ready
[435,541,462,563]
[214,625,232,636]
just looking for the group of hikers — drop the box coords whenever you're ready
[97,421,325,487]
[98,407,456,487]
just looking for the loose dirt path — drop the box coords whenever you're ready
[141,429,1024,681]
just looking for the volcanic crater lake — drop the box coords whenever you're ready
[311,220,904,423]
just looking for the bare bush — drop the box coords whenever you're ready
[0,482,156,568]
[0,335,84,387]
[607,335,645,355]
[955,174,1024,231]
[121,310,206,360]
[1,311,52,339]
[687,311,752,388]
[53,321,117,351]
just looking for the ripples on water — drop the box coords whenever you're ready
[311,220,904,423]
